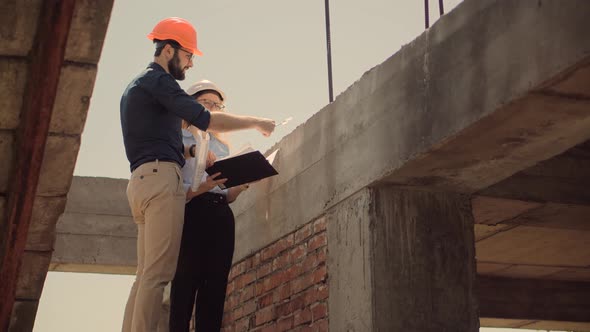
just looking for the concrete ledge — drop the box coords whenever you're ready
[51,177,136,273]
[65,176,130,216]
[51,233,136,272]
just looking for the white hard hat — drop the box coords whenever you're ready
[185,79,226,101]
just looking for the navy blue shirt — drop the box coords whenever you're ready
[120,63,211,171]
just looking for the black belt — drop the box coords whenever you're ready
[131,159,180,172]
[195,192,227,205]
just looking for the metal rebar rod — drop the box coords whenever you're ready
[325,0,334,103]
[424,0,430,29]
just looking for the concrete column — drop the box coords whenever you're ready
[328,187,478,332]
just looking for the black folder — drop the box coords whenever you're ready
[205,151,278,189]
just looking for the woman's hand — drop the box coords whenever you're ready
[186,172,227,200]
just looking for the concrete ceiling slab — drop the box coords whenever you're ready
[511,203,590,231]
[49,64,98,135]
[0,0,42,56]
[474,224,515,242]
[476,226,590,267]
[482,264,567,280]
[472,196,541,225]
[482,318,590,331]
[521,320,590,331]
[546,60,590,98]
[480,318,535,328]
[476,262,511,275]
[480,140,590,205]
[544,267,590,282]
[0,59,27,130]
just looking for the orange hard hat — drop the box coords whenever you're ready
[147,17,203,56]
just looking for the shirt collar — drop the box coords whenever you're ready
[148,62,166,72]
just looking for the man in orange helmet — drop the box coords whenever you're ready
[120,17,275,332]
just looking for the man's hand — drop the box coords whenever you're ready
[206,151,216,167]
[256,118,276,137]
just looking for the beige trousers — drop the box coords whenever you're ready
[121,161,186,332]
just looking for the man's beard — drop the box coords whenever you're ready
[168,50,186,80]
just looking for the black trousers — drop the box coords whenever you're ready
[169,193,235,332]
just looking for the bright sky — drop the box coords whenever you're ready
[32,0,558,331]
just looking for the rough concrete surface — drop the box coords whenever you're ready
[0,131,14,193]
[8,301,37,332]
[370,187,478,331]
[327,189,374,332]
[49,64,98,135]
[0,59,27,130]
[63,0,114,64]
[25,196,67,251]
[0,0,42,56]
[35,135,81,197]
[15,251,51,300]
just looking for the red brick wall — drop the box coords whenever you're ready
[221,217,329,332]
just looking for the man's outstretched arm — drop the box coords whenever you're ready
[208,112,276,136]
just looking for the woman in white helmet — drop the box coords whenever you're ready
[170,80,250,332]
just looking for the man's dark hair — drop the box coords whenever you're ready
[153,39,181,56]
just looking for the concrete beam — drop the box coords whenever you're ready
[478,276,590,323]
[230,0,590,263]
[50,177,136,275]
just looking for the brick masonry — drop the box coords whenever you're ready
[220,217,328,332]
